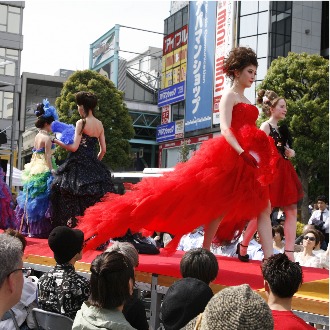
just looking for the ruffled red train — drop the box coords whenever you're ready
[77,103,279,252]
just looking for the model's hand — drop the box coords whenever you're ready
[284,146,295,158]
[240,151,258,168]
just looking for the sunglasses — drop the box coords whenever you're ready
[7,267,32,277]
[303,236,316,242]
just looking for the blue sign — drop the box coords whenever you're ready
[184,1,217,132]
[156,122,176,143]
[157,81,185,107]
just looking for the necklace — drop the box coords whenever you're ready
[38,129,49,135]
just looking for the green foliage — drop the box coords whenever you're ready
[179,140,190,162]
[257,52,329,221]
[54,70,135,170]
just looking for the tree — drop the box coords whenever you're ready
[54,70,135,170]
[257,52,329,222]
[179,140,190,163]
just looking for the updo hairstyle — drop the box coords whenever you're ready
[256,89,285,117]
[75,91,98,117]
[223,46,258,80]
[35,103,55,129]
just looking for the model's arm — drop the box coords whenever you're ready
[219,92,244,154]
[53,119,83,152]
[97,125,106,161]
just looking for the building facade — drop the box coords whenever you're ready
[0,1,24,183]
[157,1,329,168]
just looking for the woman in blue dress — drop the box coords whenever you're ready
[51,91,114,227]
[14,100,57,238]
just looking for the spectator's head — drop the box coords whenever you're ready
[261,253,303,298]
[48,226,84,264]
[184,284,273,330]
[302,229,320,250]
[89,251,134,309]
[254,231,261,243]
[160,277,213,330]
[272,225,284,242]
[303,224,315,233]
[106,241,139,267]
[316,195,327,211]
[315,230,325,250]
[0,234,24,318]
[4,228,27,252]
[180,248,219,285]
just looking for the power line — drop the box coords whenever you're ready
[119,25,165,35]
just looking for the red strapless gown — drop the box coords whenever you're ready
[78,103,278,252]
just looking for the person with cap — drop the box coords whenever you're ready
[160,277,213,330]
[183,284,274,330]
[261,253,314,329]
[37,226,90,319]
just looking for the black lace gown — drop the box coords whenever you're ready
[51,133,114,227]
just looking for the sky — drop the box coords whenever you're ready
[21,0,172,75]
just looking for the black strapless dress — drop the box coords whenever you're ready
[51,133,114,227]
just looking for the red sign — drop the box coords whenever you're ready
[163,25,188,55]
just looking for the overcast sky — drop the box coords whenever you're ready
[21,0,171,75]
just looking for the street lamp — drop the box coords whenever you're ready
[0,56,19,190]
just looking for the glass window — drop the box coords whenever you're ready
[9,5,20,14]
[239,36,257,50]
[3,92,13,119]
[276,2,286,13]
[240,1,258,16]
[167,15,175,35]
[259,1,269,12]
[182,6,188,26]
[258,11,269,34]
[7,12,20,34]
[174,10,182,31]
[164,20,168,36]
[257,34,268,57]
[0,5,7,25]
[256,58,267,80]
[239,14,258,37]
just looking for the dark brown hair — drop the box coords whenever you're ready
[89,251,134,309]
[75,91,98,117]
[223,46,258,80]
[272,225,284,240]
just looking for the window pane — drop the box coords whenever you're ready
[174,10,182,31]
[259,1,269,12]
[239,36,257,51]
[257,34,268,57]
[167,15,175,35]
[240,14,258,37]
[3,92,13,119]
[9,6,20,14]
[258,11,269,34]
[0,5,7,25]
[240,1,258,16]
[256,57,267,80]
[277,1,286,13]
[7,13,20,34]
[182,6,188,26]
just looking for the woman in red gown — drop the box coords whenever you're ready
[239,90,303,261]
[78,47,278,259]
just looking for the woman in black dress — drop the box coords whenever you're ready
[51,91,114,227]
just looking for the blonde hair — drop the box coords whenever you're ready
[256,89,285,117]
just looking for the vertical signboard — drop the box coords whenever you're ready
[184,1,217,133]
[213,1,234,125]
[158,25,188,107]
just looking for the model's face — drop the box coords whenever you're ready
[271,99,287,120]
[236,65,257,88]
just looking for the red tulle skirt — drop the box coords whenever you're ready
[78,123,279,252]
[269,156,303,207]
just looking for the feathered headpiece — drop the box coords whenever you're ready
[34,99,59,121]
